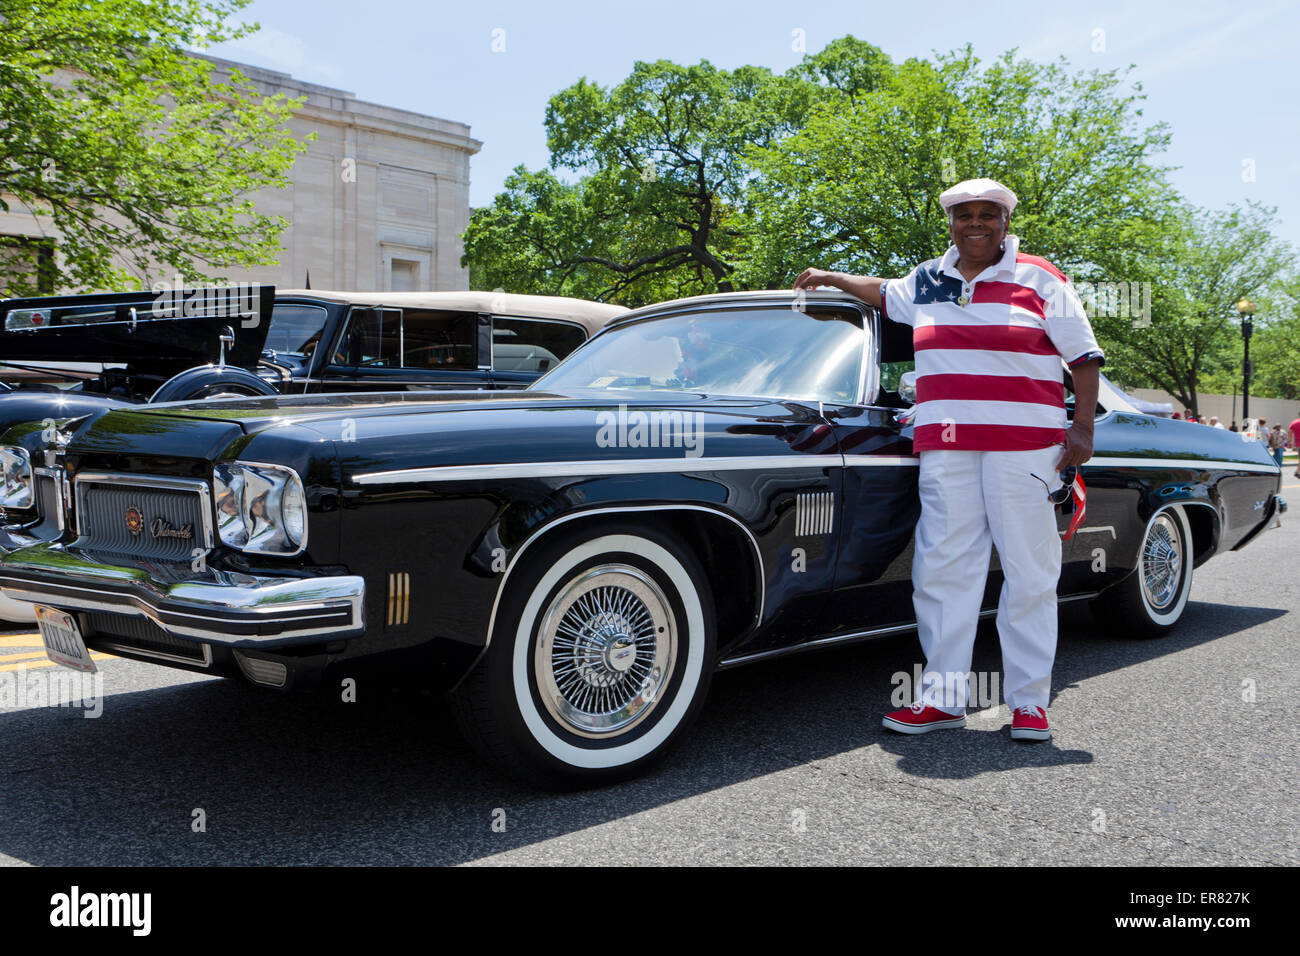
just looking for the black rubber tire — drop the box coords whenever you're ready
[151,367,277,403]
[1092,505,1194,638]
[450,523,716,789]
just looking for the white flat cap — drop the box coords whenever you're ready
[939,177,1018,215]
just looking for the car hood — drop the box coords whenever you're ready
[119,388,775,433]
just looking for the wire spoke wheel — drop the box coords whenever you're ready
[1141,513,1183,610]
[535,564,675,738]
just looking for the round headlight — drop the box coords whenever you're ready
[280,479,306,546]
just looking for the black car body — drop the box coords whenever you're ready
[0,290,1284,785]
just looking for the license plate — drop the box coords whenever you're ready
[36,606,97,673]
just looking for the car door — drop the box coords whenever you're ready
[822,310,924,634]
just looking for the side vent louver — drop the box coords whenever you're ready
[387,572,410,627]
[795,492,834,537]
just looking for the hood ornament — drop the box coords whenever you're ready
[41,413,93,468]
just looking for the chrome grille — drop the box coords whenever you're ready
[75,472,213,559]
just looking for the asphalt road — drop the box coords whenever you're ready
[2,489,1297,866]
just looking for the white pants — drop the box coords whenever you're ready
[912,447,1063,714]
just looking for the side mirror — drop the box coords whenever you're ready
[898,370,918,405]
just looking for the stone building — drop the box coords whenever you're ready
[0,54,482,295]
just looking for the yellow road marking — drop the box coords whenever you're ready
[0,634,42,647]
[0,654,112,673]
[0,650,50,663]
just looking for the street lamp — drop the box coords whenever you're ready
[1237,298,1256,423]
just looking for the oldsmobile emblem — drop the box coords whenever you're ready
[150,517,194,540]
[125,507,144,535]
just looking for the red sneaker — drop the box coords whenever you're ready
[1010,705,1051,741]
[882,702,966,734]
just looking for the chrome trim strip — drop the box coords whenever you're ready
[356,454,853,485]
[94,638,214,669]
[74,471,215,548]
[1087,456,1280,474]
[717,592,1103,669]
[463,504,767,691]
[842,455,919,467]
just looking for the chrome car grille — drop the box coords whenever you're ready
[74,473,213,559]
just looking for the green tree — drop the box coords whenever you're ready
[1251,276,1300,401]
[741,44,1178,286]
[0,0,309,295]
[462,58,803,306]
[1091,203,1291,417]
[464,38,1183,306]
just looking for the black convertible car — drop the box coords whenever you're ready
[0,289,1284,786]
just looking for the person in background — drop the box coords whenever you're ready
[1256,418,1268,444]
[1290,411,1300,478]
[1268,423,1286,467]
[1172,412,1182,420]
[1230,422,1239,432]
[1208,415,1225,429]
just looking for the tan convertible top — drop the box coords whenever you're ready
[277,289,628,337]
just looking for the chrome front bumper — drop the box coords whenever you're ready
[0,540,364,647]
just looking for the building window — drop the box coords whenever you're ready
[0,236,56,295]
[390,258,420,292]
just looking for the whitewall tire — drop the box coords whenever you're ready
[1093,505,1195,638]
[451,525,716,787]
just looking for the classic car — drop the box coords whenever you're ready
[0,289,1285,787]
[0,285,624,407]
[0,286,625,621]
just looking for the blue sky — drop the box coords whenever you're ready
[210,0,1300,251]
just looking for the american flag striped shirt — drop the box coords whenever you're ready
[880,234,1104,452]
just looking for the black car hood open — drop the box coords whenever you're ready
[0,285,274,371]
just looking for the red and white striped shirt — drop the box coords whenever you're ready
[881,234,1103,452]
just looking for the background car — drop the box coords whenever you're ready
[0,286,624,622]
[261,289,625,393]
[0,289,1284,786]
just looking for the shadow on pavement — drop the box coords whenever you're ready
[0,599,1283,865]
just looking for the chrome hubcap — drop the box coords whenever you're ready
[1141,513,1183,610]
[535,564,675,738]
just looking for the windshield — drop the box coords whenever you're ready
[532,306,866,403]
[264,304,330,358]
